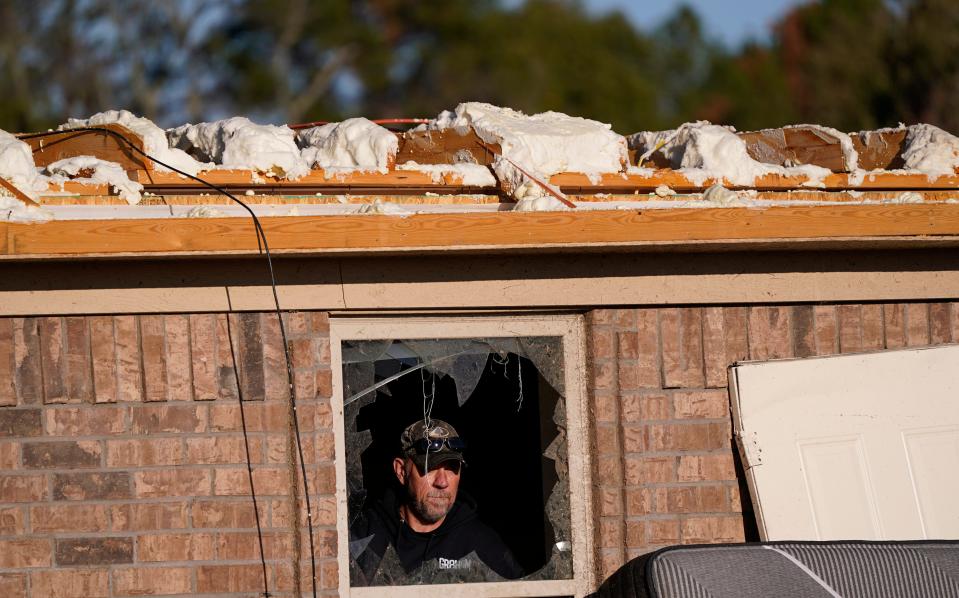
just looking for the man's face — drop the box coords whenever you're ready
[395,457,461,525]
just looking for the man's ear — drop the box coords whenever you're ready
[393,457,406,484]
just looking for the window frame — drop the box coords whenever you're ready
[330,314,595,598]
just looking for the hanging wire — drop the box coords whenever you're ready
[16,127,317,598]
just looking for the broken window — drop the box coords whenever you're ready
[331,317,592,596]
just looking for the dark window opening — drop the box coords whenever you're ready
[342,337,572,586]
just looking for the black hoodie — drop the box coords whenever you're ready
[349,488,525,584]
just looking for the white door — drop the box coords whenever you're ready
[729,345,959,541]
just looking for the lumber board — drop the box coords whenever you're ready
[23,124,152,171]
[133,168,477,187]
[5,204,959,258]
[0,177,40,206]
[396,128,500,165]
[741,126,848,172]
[851,129,907,170]
[551,170,959,191]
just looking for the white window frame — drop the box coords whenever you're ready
[331,314,595,598]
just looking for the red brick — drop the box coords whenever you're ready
[110,503,188,531]
[624,456,674,485]
[861,304,884,349]
[138,532,215,561]
[134,469,211,498]
[596,455,621,485]
[235,313,267,402]
[44,406,126,436]
[662,308,705,388]
[592,361,615,390]
[312,312,331,335]
[595,423,620,455]
[163,315,193,401]
[648,423,724,451]
[0,409,41,437]
[598,487,622,517]
[791,305,816,358]
[723,307,750,363]
[0,320,16,406]
[31,569,109,598]
[748,306,792,360]
[730,486,743,513]
[0,474,46,502]
[884,303,906,348]
[315,495,337,526]
[314,399,333,429]
[31,505,109,533]
[837,305,863,353]
[600,550,625,580]
[89,317,118,404]
[617,331,639,360]
[590,328,614,360]
[263,316,291,404]
[647,519,680,544]
[614,309,636,328]
[192,500,257,529]
[53,472,130,501]
[315,369,334,401]
[678,454,737,482]
[625,520,645,548]
[210,402,287,432]
[0,506,24,534]
[113,567,192,595]
[0,538,51,567]
[0,441,16,469]
[139,315,168,402]
[593,392,618,423]
[64,317,94,403]
[930,303,952,344]
[315,432,335,461]
[632,309,661,388]
[186,436,261,464]
[906,303,931,346]
[314,463,336,494]
[701,485,729,511]
[215,467,291,496]
[674,389,728,419]
[13,318,43,405]
[681,516,745,543]
[39,317,66,403]
[132,404,206,434]
[114,316,143,402]
[197,564,267,593]
[599,519,624,549]
[320,558,338,591]
[0,573,26,598]
[952,303,959,342]
[216,531,293,559]
[189,314,218,401]
[56,537,132,565]
[622,425,645,453]
[702,307,729,387]
[814,305,839,355]
[590,309,615,326]
[106,438,184,467]
[214,314,239,400]
[22,440,101,469]
[666,486,727,514]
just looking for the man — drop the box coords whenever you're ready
[349,418,525,584]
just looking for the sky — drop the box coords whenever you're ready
[585,0,810,48]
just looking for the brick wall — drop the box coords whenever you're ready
[0,313,335,597]
[587,302,959,581]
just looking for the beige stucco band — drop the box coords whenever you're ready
[0,248,956,316]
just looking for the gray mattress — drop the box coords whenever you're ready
[592,541,959,598]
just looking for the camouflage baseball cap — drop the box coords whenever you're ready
[400,419,466,471]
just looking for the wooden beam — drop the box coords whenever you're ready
[22,124,152,171]
[396,128,500,165]
[4,204,959,259]
[0,177,40,207]
[741,126,848,172]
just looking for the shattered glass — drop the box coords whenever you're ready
[342,336,572,586]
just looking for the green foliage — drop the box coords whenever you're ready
[1,0,957,134]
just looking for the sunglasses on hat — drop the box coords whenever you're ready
[410,436,466,454]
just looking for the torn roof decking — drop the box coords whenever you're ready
[7,122,959,259]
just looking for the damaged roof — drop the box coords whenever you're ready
[1,103,958,259]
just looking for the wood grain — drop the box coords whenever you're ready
[6,204,959,258]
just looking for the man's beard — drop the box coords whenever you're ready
[410,490,453,524]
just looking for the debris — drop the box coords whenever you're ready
[45,156,144,204]
[299,117,397,174]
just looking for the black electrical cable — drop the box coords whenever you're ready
[17,127,319,598]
